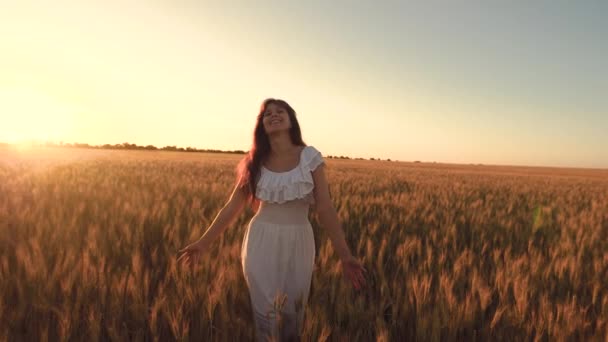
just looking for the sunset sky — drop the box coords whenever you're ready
[1,1,606,168]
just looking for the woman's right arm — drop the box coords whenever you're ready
[191,178,249,250]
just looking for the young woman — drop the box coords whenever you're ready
[177,98,366,341]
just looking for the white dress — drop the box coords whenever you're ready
[241,145,325,341]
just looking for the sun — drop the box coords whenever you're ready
[0,87,76,145]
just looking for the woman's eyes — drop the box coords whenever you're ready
[264,110,283,116]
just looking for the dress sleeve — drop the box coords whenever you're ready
[306,145,325,172]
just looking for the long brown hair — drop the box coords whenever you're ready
[236,98,306,211]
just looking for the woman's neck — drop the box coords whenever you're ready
[268,131,296,156]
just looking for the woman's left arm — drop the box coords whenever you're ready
[312,164,354,261]
[312,164,367,290]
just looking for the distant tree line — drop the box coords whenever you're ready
[1,141,396,161]
[327,155,393,162]
[16,141,247,154]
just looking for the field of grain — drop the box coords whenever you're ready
[1,146,607,341]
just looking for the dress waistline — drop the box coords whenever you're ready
[251,200,310,225]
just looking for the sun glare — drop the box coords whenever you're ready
[0,87,76,146]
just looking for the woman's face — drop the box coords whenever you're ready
[262,102,291,134]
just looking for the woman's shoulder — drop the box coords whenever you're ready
[303,144,322,156]
[302,145,324,171]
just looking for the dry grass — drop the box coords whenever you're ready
[1,146,607,341]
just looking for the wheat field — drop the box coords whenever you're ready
[1,147,607,341]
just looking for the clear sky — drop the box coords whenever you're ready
[1,1,606,168]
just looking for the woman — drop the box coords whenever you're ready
[177,98,366,341]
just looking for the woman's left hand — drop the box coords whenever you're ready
[340,256,367,291]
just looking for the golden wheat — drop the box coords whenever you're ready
[1,147,607,341]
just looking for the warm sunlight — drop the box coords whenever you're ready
[0,87,75,144]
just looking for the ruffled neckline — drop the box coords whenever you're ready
[255,145,324,204]
[260,146,307,174]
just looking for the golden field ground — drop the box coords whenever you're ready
[1,146,607,341]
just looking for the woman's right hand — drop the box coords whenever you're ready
[340,255,367,291]
[177,239,206,269]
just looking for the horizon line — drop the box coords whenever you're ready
[0,139,608,171]
[2,139,607,172]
